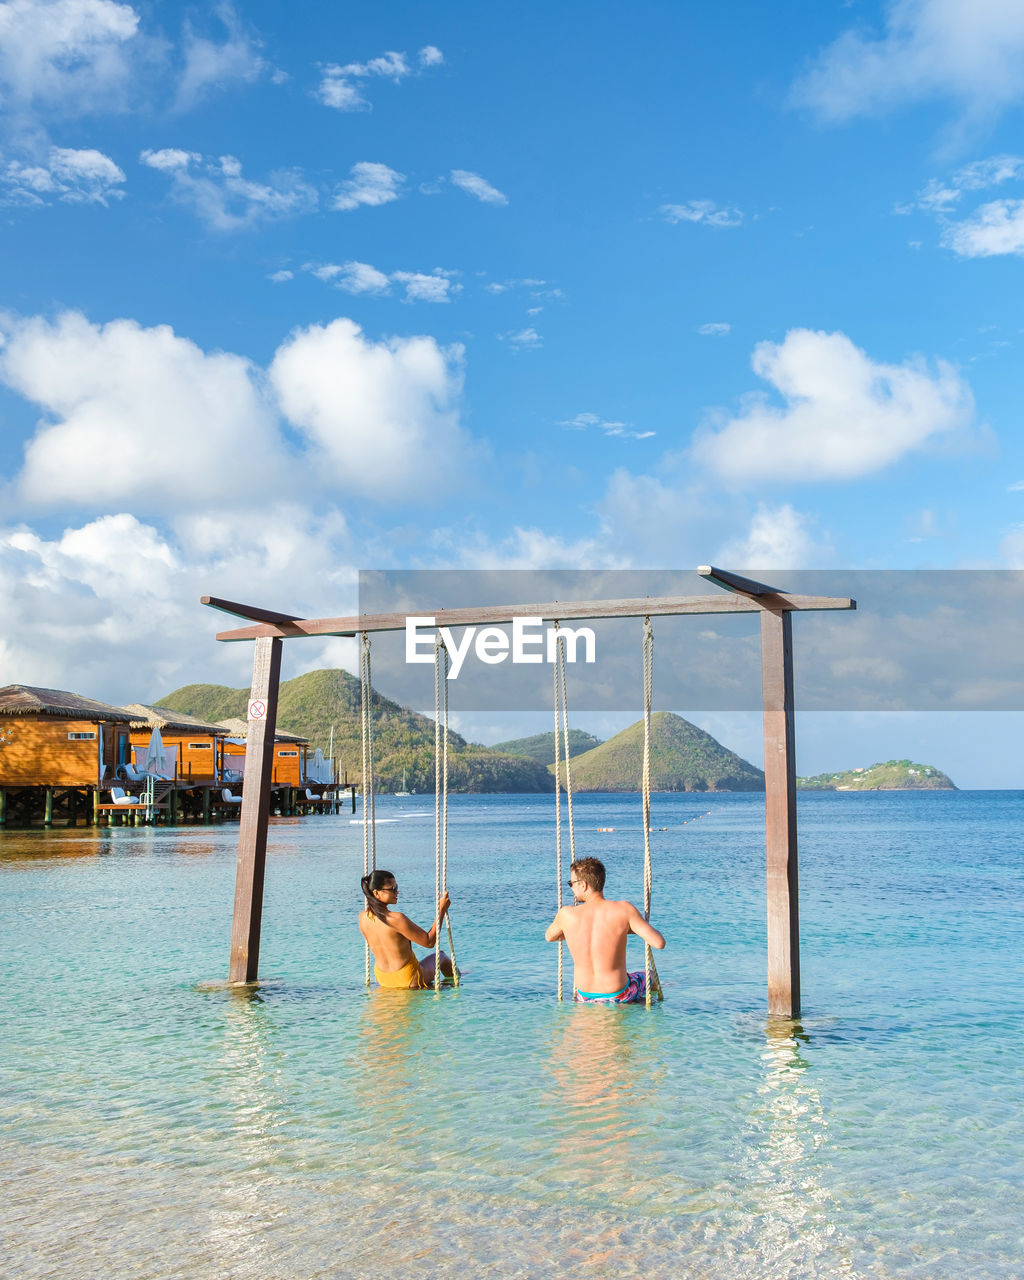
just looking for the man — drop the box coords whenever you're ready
[545,856,666,1003]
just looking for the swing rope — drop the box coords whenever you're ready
[434,637,459,989]
[641,616,663,1007]
[360,631,378,988]
[553,624,577,1001]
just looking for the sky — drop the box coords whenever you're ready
[2,0,1024,786]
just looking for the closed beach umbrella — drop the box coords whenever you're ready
[145,726,167,776]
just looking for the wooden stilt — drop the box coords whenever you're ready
[202,786,211,824]
[760,607,800,1019]
[43,788,53,827]
[0,788,6,826]
[92,788,99,825]
[228,636,283,985]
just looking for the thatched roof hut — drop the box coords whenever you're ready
[217,718,308,744]
[0,685,135,723]
[123,703,228,736]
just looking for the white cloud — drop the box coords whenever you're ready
[270,317,472,501]
[304,260,459,301]
[484,277,563,299]
[500,328,542,350]
[942,199,1024,257]
[316,45,441,111]
[909,153,1024,255]
[314,260,391,294]
[955,154,1024,188]
[0,507,359,703]
[791,0,1024,124]
[392,270,460,303]
[912,154,1024,214]
[0,311,284,511]
[428,524,625,571]
[268,268,293,283]
[2,145,125,204]
[0,0,140,120]
[691,328,975,484]
[559,412,654,441]
[594,470,725,568]
[2,305,487,523]
[175,2,266,111]
[450,169,508,205]
[332,160,404,211]
[1001,522,1024,566]
[140,148,316,229]
[660,200,742,228]
[697,322,731,336]
[716,503,833,569]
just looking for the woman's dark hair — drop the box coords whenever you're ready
[361,869,397,922]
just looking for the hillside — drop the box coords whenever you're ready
[797,760,956,790]
[157,669,553,793]
[559,711,764,792]
[491,728,603,765]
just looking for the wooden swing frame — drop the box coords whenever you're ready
[202,565,855,1018]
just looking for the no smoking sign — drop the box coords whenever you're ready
[247,699,267,721]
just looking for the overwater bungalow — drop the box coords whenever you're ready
[0,684,138,824]
[122,704,230,784]
[217,718,310,787]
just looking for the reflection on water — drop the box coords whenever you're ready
[736,1018,860,1278]
[203,986,287,1275]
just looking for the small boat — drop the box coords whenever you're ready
[395,769,412,797]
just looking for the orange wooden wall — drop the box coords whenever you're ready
[0,717,116,787]
[128,731,223,780]
[222,739,306,785]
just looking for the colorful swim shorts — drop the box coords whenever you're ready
[574,971,647,1004]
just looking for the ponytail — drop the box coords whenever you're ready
[361,869,396,923]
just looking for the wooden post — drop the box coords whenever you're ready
[760,607,800,1018]
[228,636,283,984]
[202,786,211,824]
[44,788,53,827]
[92,788,99,825]
[170,788,179,825]
[0,788,5,826]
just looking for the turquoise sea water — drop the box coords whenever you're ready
[2,791,1022,1279]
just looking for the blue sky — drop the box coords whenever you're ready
[3,0,1024,785]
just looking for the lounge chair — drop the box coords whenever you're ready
[117,763,148,784]
[221,789,243,804]
[108,786,141,805]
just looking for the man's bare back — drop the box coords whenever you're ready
[545,857,665,1000]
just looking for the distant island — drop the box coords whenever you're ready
[552,711,765,792]
[796,760,956,791]
[493,728,603,764]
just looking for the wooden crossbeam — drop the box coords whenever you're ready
[207,590,855,642]
[698,564,780,596]
[201,595,304,626]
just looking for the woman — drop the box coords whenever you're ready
[359,869,454,989]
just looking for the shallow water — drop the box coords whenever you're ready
[3,791,1022,1278]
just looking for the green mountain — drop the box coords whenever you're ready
[558,711,764,792]
[157,669,553,793]
[491,728,603,765]
[797,760,955,790]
